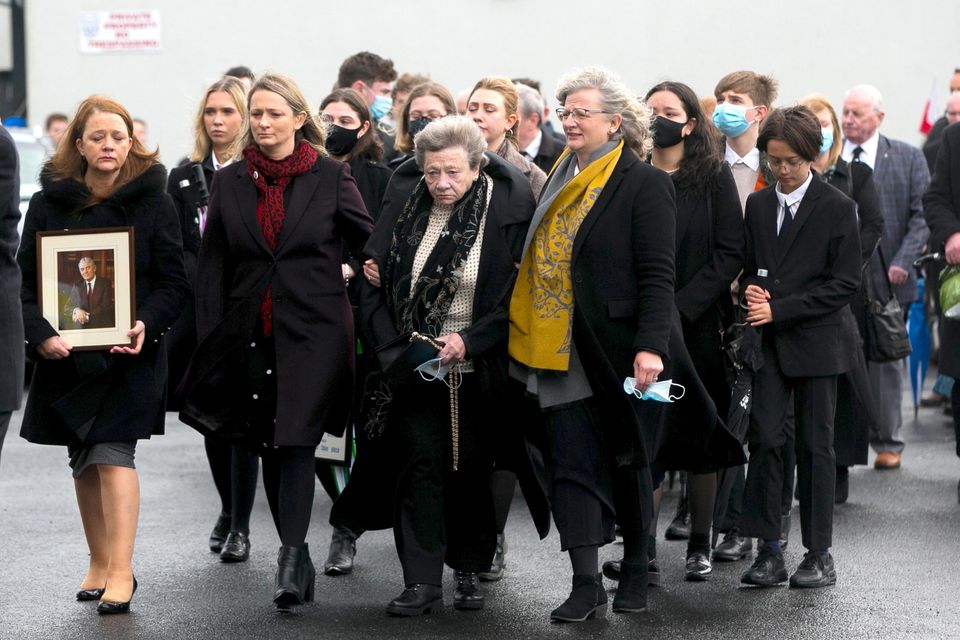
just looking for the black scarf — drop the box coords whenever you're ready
[384,172,490,336]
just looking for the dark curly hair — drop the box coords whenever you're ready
[645,81,724,200]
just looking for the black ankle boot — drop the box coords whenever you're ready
[273,544,316,609]
[612,561,647,613]
[550,574,606,622]
[453,570,484,610]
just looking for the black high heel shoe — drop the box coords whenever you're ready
[76,587,105,601]
[97,577,138,615]
[273,544,315,609]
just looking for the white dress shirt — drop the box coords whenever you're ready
[841,131,880,170]
[724,143,761,171]
[775,171,814,234]
[522,129,543,160]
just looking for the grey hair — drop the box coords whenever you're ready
[555,66,653,159]
[78,256,94,267]
[414,115,489,170]
[516,83,544,120]
[845,84,884,112]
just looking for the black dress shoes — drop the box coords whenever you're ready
[273,544,316,609]
[835,466,850,504]
[789,551,836,588]
[740,548,787,587]
[550,574,606,622]
[713,530,753,562]
[220,531,251,563]
[386,584,443,616]
[96,577,137,614]
[209,512,231,553]
[601,559,660,586]
[322,525,357,576]
[453,571,484,610]
[76,587,105,601]
[478,532,506,582]
[612,563,647,613]
[684,550,712,581]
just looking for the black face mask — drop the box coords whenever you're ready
[325,123,361,156]
[407,117,432,138]
[652,115,687,149]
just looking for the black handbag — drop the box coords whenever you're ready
[864,245,912,363]
[374,331,443,382]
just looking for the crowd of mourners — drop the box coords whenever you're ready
[3,51,960,622]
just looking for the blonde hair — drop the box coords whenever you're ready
[799,93,842,170]
[46,95,160,200]
[468,76,521,148]
[189,77,248,163]
[556,66,653,159]
[245,73,327,155]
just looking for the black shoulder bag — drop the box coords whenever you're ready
[863,243,912,362]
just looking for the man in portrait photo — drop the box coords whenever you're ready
[63,256,115,329]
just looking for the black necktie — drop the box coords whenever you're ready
[86,282,92,305]
[852,146,864,163]
[521,150,532,159]
[779,201,794,237]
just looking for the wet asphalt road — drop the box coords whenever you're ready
[1,385,959,640]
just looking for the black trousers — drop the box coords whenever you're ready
[392,375,496,586]
[742,336,838,551]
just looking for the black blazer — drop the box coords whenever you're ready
[179,156,373,445]
[923,121,960,377]
[825,158,884,266]
[64,277,115,329]
[531,128,565,175]
[740,176,862,377]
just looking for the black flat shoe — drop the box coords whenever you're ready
[386,584,443,616]
[665,496,690,540]
[322,525,357,576]
[220,531,251,563]
[789,551,837,588]
[713,530,753,562]
[209,512,231,553]
[76,587,105,601]
[550,574,606,622]
[740,548,787,587]
[453,571,484,610]
[96,577,137,615]
[685,550,712,581]
[273,544,315,609]
[478,532,506,582]
[601,559,659,586]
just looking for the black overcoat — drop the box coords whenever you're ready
[18,164,189,445]
[924,122,960,378]
[178,156,373,446]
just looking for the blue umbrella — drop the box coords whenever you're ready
[908,277,930,418]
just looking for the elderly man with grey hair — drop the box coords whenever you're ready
[63,256,115,330]
[516,83,565,174]
[841,84,930,471]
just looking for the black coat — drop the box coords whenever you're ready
[0,126,23,413]
[178,155,374,446]
[924,122,960,377]
[740,176,862,378]
[825,158,884,268]
[361,152,550,537]
[18,164,190,445]
[563,151,677,468]
[531,128,565,175]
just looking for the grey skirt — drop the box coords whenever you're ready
[67,441,137,479]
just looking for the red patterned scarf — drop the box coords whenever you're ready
[243,140,318,335]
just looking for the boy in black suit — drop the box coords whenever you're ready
[739,106,861,588]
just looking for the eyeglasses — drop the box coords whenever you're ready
[555,107,612,121]
[765,156,807,171]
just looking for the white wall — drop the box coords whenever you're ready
[24,0,960,167]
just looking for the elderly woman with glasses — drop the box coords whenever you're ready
[359,115,539,616]
[508,66,677,621]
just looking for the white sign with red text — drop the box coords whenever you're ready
[78,10,162,54]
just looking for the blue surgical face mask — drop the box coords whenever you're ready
[712,103,756,138]
[819,127,834,155]
[623,377,686,403]
[370,94,393,121]
[415,358,462,389]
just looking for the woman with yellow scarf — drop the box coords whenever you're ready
[508,66,677,621]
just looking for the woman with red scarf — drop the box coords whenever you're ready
[179,74,374,609]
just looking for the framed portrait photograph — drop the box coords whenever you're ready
[37,227,136,351]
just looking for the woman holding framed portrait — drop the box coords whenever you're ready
[17,95,190,614]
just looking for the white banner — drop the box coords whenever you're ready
[78,10,161,54]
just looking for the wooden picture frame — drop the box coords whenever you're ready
[37,227,136,351]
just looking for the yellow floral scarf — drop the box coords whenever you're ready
[508,141,623,371]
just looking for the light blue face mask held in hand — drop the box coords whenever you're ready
[415,358,462,389]
[622,377,686,403]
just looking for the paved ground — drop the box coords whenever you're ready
[1,385,959,640]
